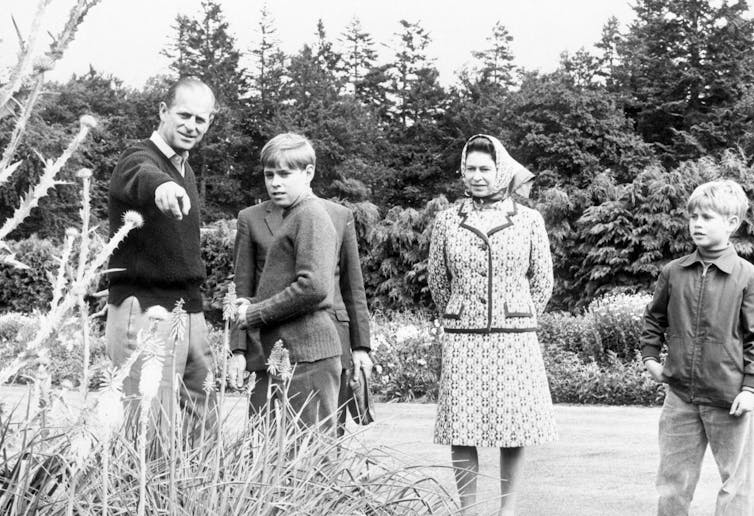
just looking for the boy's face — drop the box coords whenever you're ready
[264,163,314,207]
[688,207,739,250]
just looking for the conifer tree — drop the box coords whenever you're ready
[616,0,754,161]
[470,21,517,92]
[339,17,379,93]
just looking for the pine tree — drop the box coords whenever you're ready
[470,21,517,91]
[248,3,286,120]
[616,0,754,161]
[388,19,441,127]
[339,17,378,94]
[162,0,247,106]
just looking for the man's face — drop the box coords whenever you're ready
[688,207,737,251]
[157,85,215,152]
[264,163,314,207]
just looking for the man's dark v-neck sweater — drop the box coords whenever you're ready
[107,140,205,312]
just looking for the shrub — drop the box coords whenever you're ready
[538,311,600,360]
[363,196,449,312]
[370,306,665,405]
[200,219,236,325]
[0,312,108,387]
[539,291,650,363]
[588,291,651,361]
[543,346,665,405]
[0,236,58,312]
[370,312,443,402]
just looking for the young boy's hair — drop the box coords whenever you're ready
[260,133,316,170]
[687,180,749,222]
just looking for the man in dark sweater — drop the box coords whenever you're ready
[233,133,342,432]
[106,77,217,429]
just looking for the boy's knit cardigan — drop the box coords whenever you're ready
[243,194,341,363]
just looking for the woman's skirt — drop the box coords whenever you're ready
[434,331,557,447]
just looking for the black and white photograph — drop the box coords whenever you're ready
[2,1,754,514]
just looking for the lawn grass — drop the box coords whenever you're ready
[0,386,721,515]
[362,402,720,516]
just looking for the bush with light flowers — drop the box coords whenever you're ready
[370,312,443,401]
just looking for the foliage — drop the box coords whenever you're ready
[537,311,600,360]
[588,291,652,362]
[543,347,664,405]
[200,218,236,324]
[615,0,754,162]
[0,390,458,515]
[371,293,664,405]
[370,312,443,402]
[539,290,651,363]
[0,312,107,387]
[0,236,58,312]
[574,152,754,301]
[364,196,450,311]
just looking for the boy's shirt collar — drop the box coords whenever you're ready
[679,245,738,274]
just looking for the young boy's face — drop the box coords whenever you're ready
[264,163,314,208]
[688,207,739,250]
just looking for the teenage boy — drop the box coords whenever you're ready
[229,138,372,436]
[232,133,341,431]
[641,180,754,515]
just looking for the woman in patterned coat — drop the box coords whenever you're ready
[428,134,556,515]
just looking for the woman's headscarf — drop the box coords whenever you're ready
[460,134,534,199]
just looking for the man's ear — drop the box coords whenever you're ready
[305,164,315,182]
[158,101,168,122]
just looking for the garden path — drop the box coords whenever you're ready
[0,386,720,515]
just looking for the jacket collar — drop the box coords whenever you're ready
[264,200,283,235]
[457,197,518,240]
[678,245,738,274]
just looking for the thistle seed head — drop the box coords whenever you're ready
[75,168,93,179]
[122,210,144,228]
[79,115,98,130]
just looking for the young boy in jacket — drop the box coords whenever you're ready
[233,133,341,432]
[642,180,754,515]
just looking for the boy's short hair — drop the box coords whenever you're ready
[687,180,749,221]
[260,133,316,170]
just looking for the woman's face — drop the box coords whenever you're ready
[463,151,497,197]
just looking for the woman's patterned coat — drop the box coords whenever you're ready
[428,197,553,335]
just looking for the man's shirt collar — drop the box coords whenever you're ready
[150,131,188,176]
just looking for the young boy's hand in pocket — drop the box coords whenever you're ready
[730,390,754,417]
[645,359,665,384]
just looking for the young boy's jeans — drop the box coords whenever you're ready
[657,389,754,515]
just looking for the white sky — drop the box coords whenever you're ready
[1,0,639,87]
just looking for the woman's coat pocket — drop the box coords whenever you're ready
[443,296,465,320]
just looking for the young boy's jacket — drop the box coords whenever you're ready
[641,246,754,408]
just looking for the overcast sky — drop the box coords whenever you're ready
[1,0,639,87]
